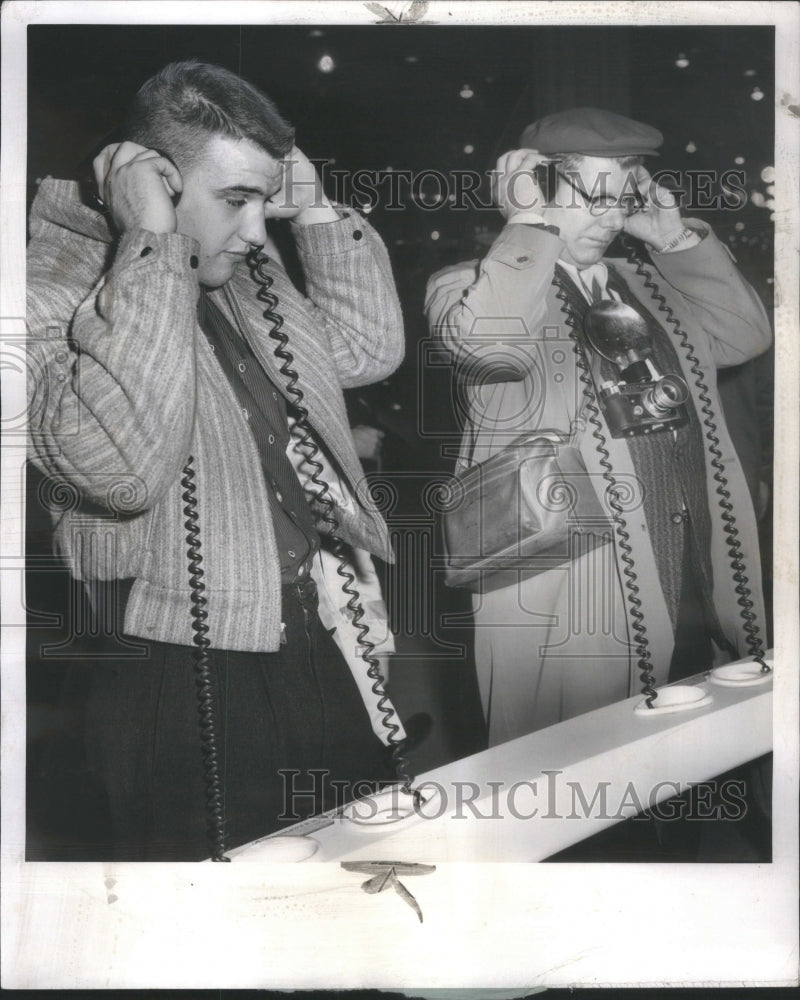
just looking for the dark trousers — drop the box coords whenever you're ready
[668,521,717,683]
[79,579,389,860]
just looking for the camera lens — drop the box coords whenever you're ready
[645,374,689,415]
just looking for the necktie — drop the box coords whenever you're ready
[578,265,607,304]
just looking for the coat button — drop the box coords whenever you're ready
[353,230,363,241]
[190,255,199,268]
[671,511,687,524]
[140,246,153,257]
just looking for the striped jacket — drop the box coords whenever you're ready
[27,179,405,652]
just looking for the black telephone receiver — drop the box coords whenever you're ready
[84,138,183,217]
[532,159,559,204]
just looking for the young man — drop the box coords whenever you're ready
[426,107,771,746]
[27,61,405,859]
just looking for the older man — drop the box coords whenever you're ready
[426,108,771,746]
[27,61,405,858]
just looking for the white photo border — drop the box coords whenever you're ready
[2,1,798,990]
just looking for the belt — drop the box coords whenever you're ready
[282,573,318,606]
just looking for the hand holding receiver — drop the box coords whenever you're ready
[265,145,339,225]
[491,148,549,222]
[623,163,699,252]
[93,141,183,235]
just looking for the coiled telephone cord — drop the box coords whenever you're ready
[181,459,230,861]
[622,239,769,674]
[554,272,659,705]
[249,249,420,801]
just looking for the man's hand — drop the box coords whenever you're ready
[93,142,182,235]
[491,149,549,222]
[623,164,694,250]
[265,146,339,226]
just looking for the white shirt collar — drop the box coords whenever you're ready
[559,260,612,303]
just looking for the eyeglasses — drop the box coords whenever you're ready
[555,170,644,218]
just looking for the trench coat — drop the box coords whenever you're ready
[426,220,771,744]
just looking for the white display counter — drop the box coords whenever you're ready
[231,654,773,863]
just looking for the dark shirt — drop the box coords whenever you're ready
[198,291,319,583]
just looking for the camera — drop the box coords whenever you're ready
[583,300,690,438]
[598,370,689,437]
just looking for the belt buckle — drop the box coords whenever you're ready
[296,573,317,601]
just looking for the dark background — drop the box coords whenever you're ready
[26,24,775,861]
[27,23,776,301]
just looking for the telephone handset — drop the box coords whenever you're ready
[530,159,559,204]
[87,142,186,258]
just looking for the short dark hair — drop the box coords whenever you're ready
[122,60,295,169]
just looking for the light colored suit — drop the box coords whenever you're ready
[426,220,771,744]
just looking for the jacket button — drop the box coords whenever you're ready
[189,255,199,268]
[140,246,153,257]
[353,230,363,241]
[516,255,529,263]
[671,511,687,524]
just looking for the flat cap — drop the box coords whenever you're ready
[519,107,663,157]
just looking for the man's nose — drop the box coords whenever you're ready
[598,208,625,231]
[240,210,267,250]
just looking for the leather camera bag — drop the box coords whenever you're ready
[441,431,614,592]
